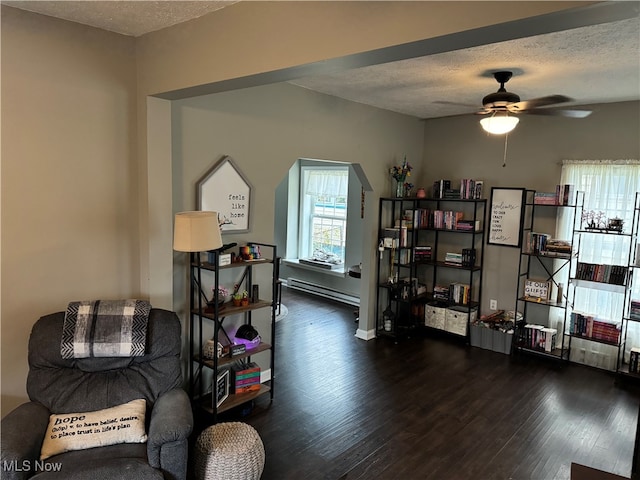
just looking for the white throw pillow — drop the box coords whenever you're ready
[40,398,148,460]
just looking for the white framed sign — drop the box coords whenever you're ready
[524,279,550,300]
[488,187,526,248]
[197,155,252,233]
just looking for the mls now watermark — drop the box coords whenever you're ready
[3,460,62,473]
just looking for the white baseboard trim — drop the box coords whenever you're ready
[355,328,376,341]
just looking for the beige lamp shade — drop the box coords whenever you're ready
[173,211,223,252]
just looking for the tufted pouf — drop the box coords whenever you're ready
[194,422,265,480]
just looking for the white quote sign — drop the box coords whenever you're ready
[198,156,252,233]
[488,187,525,247]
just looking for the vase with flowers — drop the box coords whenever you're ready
[389,155,413,197]
[215,285,230,305]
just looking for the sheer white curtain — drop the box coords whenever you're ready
[557,160,640,369]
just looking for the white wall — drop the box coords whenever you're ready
[1,7,137,415]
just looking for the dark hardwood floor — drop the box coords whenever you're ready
[197,287,640,480]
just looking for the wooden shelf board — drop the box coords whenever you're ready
[568,333,620,347]
[194,300,273,319]
[515,346,566,359]
[194,342,272,369]
[196,384,271,415]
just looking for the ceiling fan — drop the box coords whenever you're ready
[479,71,591,118]
[476,71,592,134]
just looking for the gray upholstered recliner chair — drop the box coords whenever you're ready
[1,308,193,480]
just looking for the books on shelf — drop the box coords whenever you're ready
[629,348,640,374]
[532,185,574,205]
[534,192,558,205]
[413,245,432,261]
[460,179,483,200]
[525,233,572,257]
[433,285,449,301]
[575,262,628,285]
[555,184,574,206]
[444,252,462,266]
[521,324,557,352]
[462,248,476,267]
[432,180,451,199]
[569,312,621,344]
[449,282,470,305]
[630,300,640,320]
[382,226,408,248]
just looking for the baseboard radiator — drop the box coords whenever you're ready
[286,278,360,307]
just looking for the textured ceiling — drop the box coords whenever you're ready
[3,1,639,120]
[1,1,237,36]
[291,16,640,119]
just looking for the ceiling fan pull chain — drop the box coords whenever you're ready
[503,132,509,168]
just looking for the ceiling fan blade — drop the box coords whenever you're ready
[432,100,479,109]
[508,94,573,112]
[524,108,592,118]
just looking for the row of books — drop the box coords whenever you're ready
[533,185,574,205]
[460,179,484,200]
[629,348,640,374]
[432,179,484,199]
[630,300,640,320]
[401,208,481,231]
[525,232,572,256]
[569,312,620,344]
[520,324,557,352]
[575,262,628,286]
[448,282,471,305]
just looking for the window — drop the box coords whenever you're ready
[299,167,349,265]
[557,160,640,365]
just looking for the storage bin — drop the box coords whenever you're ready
[445,307,470,336]
[425,303,446,330]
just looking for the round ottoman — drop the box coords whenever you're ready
[194,422,265,480]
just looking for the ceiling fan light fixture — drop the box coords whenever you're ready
[480,113,519,135]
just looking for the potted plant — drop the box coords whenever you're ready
[232,290,249,307]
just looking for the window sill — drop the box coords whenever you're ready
[283,259,347,277]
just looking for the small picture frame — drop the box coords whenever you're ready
[215,369,230,408]
[524,279,551,301]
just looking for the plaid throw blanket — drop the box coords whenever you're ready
[61,299,151,359]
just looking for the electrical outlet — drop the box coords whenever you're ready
[490,299,498,310]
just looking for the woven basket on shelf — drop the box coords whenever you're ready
[194,422,265,480]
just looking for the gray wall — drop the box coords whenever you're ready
[172,80,638,330]
[422,100,640,312]
[171,82,425,336]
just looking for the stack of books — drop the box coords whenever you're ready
[534,192,558,205]
[544,239,572,257]
[444,252,462,266]
[433,285,449,301]
[456,219,480,231]
[414,246,432,261]
[231,361,261,394]
[630,300,640,320]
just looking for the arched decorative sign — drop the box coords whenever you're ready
[196,155,252,233]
